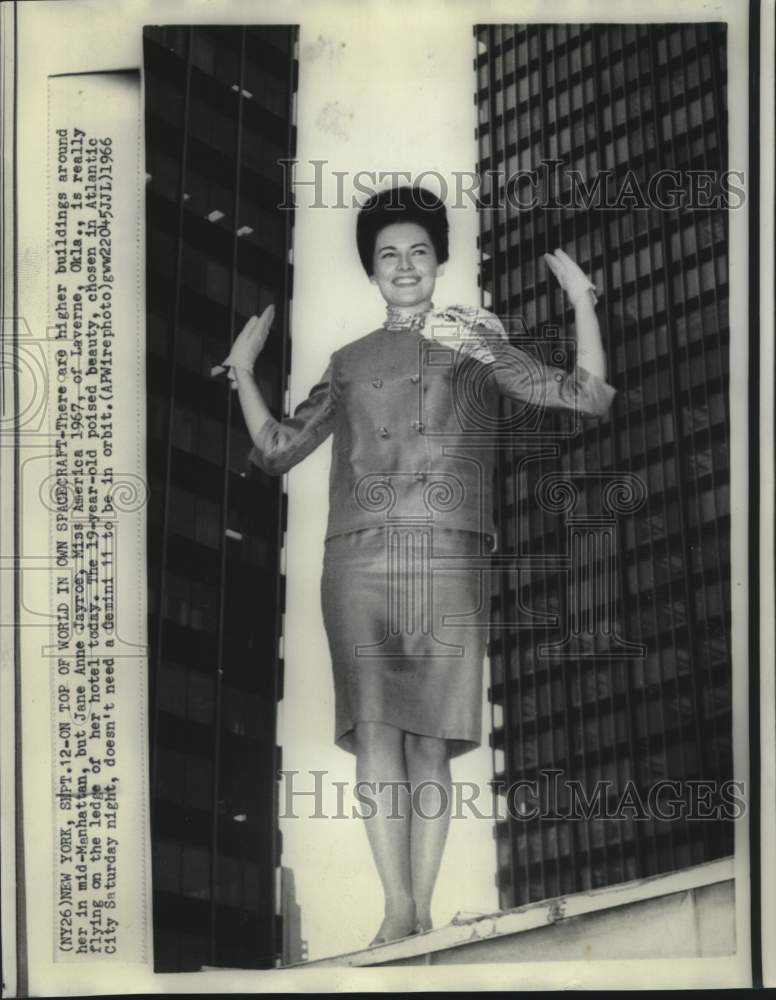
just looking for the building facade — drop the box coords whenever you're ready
[143,24,298,970]
[474,23,733,908]
[279,866,308,966]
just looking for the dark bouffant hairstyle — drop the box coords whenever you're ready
[356,185,449,276]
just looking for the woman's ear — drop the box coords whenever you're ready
[436,263,446,277]
[369,274,377,283]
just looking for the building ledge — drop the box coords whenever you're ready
[279,856,734,968]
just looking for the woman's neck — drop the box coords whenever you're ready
[387,300,433,315]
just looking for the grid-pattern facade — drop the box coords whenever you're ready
[474,23,732,907]
[144,25,298,970]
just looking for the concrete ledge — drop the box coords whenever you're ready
[287,856,735,968]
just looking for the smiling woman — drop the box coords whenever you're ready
[359,190,449,316]
[370,222,442,310]
[217,183,616,949]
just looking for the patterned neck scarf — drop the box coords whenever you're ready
[383,303,435,332]
[383,303,507,339]
[384,303,508,365]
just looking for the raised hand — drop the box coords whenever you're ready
[211,305,275,385]
[543,248,598,308]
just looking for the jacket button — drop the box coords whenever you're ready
[372,378,383,388]
[378,426,390,437]
[554,373,564,382]
[410,374,420,384]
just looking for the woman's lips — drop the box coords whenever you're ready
[393,276,420,285]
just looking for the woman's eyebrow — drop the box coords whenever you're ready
[377,241,430,252]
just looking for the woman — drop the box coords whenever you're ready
[218,185,616,948]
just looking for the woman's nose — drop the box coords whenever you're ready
[397,255,415,271]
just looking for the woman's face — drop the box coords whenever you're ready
[370,221,443,310]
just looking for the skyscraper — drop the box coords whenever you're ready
[279,866,307,966]
[143,24,298,970]
[474,23,732,908]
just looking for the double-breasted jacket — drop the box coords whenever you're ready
[248,308,617,542]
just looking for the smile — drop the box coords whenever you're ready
[393,277,421,285]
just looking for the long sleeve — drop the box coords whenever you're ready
[439,305,615,418]
[248,358,338,476]
[486,337,617,418]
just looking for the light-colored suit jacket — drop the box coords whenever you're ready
[248,308,617,541]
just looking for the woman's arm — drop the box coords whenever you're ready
[218,306,276,446]
[543,247,607,380]
[486,333,616,419]
[243,363,337,476]
[232,368,273,443]
[571,292,607,381]
[216,306,338,475]
[460,247,616,418]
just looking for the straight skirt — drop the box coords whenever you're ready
[321,526,493,758]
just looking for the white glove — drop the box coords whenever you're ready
[211,305,275,380]
[543,248,598,308]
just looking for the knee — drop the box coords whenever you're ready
[404,732,449,771]
[353,720,402,756]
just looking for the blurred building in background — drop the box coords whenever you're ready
[279,866,307,966]
[143,24,298,971]
[474,23,732,908]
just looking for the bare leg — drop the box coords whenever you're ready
[404,732,451,932]
[354,721,416,944]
